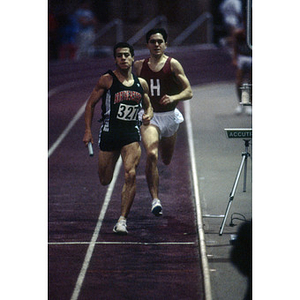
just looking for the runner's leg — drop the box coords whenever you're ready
[141,124,160,200]
[98,150,120,185]
[160,132,177,165]
[120,142,141,218]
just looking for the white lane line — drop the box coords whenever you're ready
[48,78,97,157]
[70,157,122,300]
[184,101,212,300]
[48,100,87,157]
[48,82,78,98]
[48,78,99,98]
[49,241,196,246]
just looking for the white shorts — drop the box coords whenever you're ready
[140,108,184,138]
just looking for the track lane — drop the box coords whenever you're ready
[48,46,235,299]
[49,101,205,299]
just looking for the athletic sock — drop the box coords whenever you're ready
[118,216,126,222]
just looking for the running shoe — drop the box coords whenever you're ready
[113,219,128,235]
[151,199,163,216]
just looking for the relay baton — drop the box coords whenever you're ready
[88,142,94,157]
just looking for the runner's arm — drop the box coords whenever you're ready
[139,77,153,125]
[83,74,111,146]
[160,59,193,105]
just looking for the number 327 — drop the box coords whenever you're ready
[117,103,139,121]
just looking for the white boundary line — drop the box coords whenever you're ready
[48,77,100,98]
[48,100,87,158]
[48,79,97,157]
[49,241,195,246]
[48,86,123,299]
[70,157,122,300]
[184,101,212,300]
[48,82,79,98]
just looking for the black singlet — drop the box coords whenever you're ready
[98,70,144,151]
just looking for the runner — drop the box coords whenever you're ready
[83,42,153,234]
[134,28,193,216]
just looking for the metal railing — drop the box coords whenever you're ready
[172,12,213,46]
[92,13,213,50]
[127,15,167,45]
[247,0,252,49]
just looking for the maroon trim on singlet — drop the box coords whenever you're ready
[140,57,182,112]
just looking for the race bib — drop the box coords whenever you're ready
[117,103,140,121]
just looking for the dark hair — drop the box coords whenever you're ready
[113,42,134,58]
[146,28,168,43]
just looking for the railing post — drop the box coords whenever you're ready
[94,18,123,44]
[172,12,213,46]
[127,15,168,45]
[206,13,213,44]
[160,15,168,34]
[246,0,252,49]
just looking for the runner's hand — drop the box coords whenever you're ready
[142,113,151,126]
[159,94,173,105]
[83,130,93,146]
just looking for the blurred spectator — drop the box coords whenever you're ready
[58,13,78,60]
[230,220,252,300]
[232,15,252,115]
[212,0,228,45]
[219,0,243,47]
[74,0,98,60]
[49,11,59,60]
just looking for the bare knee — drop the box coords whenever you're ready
[147,149,158,164]
[98,170,112,186]
[99,177,111,186]
[160,137,176,165]
[161,147,172,165]
[124,168,136,184]
[162,156,172,165]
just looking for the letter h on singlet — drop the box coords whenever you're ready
[150,79,160,96]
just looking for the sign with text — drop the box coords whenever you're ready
[224,128,252,139]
